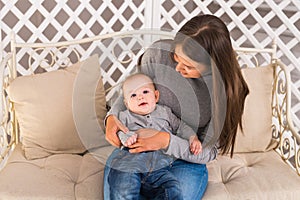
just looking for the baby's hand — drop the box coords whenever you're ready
[124,132,138,147]
[189,135,202,155]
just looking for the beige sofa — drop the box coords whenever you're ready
[0,30,299,199]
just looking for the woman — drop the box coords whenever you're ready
[105,14,249,199]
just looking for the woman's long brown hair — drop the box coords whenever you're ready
[173,14,249,157]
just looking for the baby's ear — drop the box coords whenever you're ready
[154,90,160,103]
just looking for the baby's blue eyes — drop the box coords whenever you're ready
[130,90,150,98]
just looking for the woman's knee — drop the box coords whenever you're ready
[170,160,208,200]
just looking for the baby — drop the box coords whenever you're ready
[118,73,201,155]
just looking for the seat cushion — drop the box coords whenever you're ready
[6,54,109,159]
[0,144,115,200]
[204,151,300,200]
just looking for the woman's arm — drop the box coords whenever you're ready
[128,129,217,164]
[106,94,126,117]
[128,130,170,152]
[105,95,128,147]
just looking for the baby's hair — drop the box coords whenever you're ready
[124,73,149,82]
[123,73,154,88]
[122,73,156,99]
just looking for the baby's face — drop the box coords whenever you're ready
[125,83,159,115]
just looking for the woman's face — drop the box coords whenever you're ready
[174,45,206,78]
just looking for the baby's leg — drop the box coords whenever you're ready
[141,168,183,200]
[108,168,141,200]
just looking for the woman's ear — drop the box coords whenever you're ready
[154,90,160,103]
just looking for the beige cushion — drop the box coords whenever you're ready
[6,54,109,159]
[0,144,115,200]
[204,151,300,199]
[234,65,277,153]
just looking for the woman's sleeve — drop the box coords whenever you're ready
[163,134,218,164]
[164,105,195,141]
[139,51,155,78]
[105,94,126,121]
[165,109,218,164]
[139,39,174,79]
[165,110,217,164]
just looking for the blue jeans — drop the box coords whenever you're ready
[104,148,208,200]
[109,166,183,200]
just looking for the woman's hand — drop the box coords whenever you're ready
[105,115,128,147]
[128,129,170,153]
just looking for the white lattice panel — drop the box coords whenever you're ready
[0,0,147,64]
[0,0,299,127]
[0,0,149,100]
[157,0,300,130]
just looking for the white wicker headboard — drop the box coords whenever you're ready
[9,30,176,101]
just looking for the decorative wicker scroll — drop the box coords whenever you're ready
[272,60,300,175]
[0,54,17,169]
